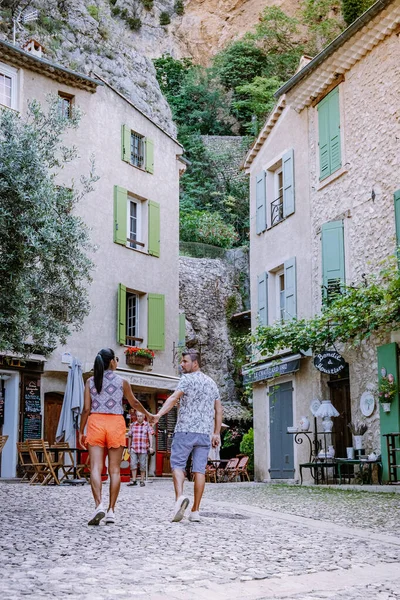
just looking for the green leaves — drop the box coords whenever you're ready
[252,256,400,356]
[0,97,97,355]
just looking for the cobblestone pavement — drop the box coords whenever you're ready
[1,480,400,600]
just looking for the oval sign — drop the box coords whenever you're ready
[313,350,346,374]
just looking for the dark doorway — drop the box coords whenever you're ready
[44,393,63,445]
[269,381,295,479]
[328,368,352,459]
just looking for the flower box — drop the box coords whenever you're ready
[124,347,155,368]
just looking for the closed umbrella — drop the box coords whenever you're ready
[56,357,84,445]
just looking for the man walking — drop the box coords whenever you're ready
[127,411,154,487]
[152,350,222,522]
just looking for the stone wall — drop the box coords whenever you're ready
[179,249,249,405]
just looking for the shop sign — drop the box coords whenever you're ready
[24,378,41,413]
[313,350,346,374]
[243,357,300,385]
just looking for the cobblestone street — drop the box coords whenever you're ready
[1,480,400,600]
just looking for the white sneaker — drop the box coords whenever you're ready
[171,495,189,522]
[105,509,115,525]
[88,504,105,526]
[188,511,201,522]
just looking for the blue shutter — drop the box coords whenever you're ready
[284,257,296,320]
[282,149,295,218]
[256,171,267,234]
[321,220,345,301]
[257,272,268,326]
[318,96,330,180]
[329,87,341,174]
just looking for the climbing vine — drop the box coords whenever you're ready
[252,255,400,356]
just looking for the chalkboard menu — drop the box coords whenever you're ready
[0,385,4,426]
[24,378,41,414]
[23,414,42,441]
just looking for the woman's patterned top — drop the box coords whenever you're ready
[89,370,124,415]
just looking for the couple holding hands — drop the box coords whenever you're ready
[79,347,222,526]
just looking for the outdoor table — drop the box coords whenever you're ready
[336,458,382,485]
[299,460,337,485]
[208,459,229,483]
[48,446,86,484]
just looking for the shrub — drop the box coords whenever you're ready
[160,11,171,26]
[143,0,154,10]
[127,16,141,30]
[240,428,254,476]
[180,210,239,248]
[87,5,100,20]
[175,0,184,15]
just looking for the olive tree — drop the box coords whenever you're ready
[0,97,97,355]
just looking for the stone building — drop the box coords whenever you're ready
[244,0,400,482]
[0,38,184,478]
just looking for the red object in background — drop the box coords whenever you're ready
[120,435,131,482]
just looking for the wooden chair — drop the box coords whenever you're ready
[27,439,63,485]
[17,441,36,482]
[224,457,240,482]
[76,453,91,481]
[50,442,76,482]
[0,435,8,453]
[205,462,217,483]
[236,455,250,481]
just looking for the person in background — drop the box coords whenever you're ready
[127,410,154,487]
[79,348,153,526]
[152,349,222,523]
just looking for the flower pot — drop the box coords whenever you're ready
[381,402,391,413]
[126,354,153,367]
[354,435,364,450]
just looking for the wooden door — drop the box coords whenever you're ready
[269,382,295,479]
[44,393,63,445]
[328,376,352,459]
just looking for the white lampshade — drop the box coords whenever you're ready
[315,400,339,418]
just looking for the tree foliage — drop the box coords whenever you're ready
[180,210,239,248]
[0,97,97,354]
[252,255,400,356]
[341,0,375,26]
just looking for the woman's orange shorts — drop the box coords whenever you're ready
[86,414,126,449]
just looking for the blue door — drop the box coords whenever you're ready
[269,381,295,479]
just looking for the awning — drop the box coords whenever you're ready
[116,368,179,392]
[242,354,302,385]
[0,352,47,363]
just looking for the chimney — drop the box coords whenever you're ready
[22,39,44,58]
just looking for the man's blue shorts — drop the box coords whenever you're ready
[170,432,211,474]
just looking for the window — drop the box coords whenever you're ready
[321,220,345,303]
[130,132,145,168]
[278,271,285,322]
[0,62,18,110]
[318,87,341,180]
[258,149,295,231]
[267,258,297,324]
[114,186,160,256]
[121,124,154,173]
[271,168,283,226]
[118,284,165,350]
[126,292,139,343]
[58,93,73,118]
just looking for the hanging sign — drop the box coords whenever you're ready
[314,350,346,374]
[24,378,41,413]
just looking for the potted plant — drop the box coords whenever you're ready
[124,347,155,367]
[378,374,396,412]
[347,421,368,450]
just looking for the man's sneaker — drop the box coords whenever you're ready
[105,509,115,525]
[88,504,105,526]
[171,495,189,522]
[127,480,137,486]
[140,481,145,487]
[188,511,201,522]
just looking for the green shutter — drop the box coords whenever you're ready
[329,87,341,173]
[282,149,295,218]
[121,125,131,162]
[257,272,268,326]
[178,313,186,347]
[148,200,160,257]
[318,96,330,180]
[318,87,341,180]
[256,171,267,234]
[114,185,127,245]
[284,257,296,320]
[148,293,165,350]
[377,343,400,482]
[145,138,154,174]
[321,220,345,301]
[117,283,127,345]
[394,190,400,252]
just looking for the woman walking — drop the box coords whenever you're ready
[79,348,152,526]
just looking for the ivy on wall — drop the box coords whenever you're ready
[252,255,400,356]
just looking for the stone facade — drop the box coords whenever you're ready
[244,1,400,482]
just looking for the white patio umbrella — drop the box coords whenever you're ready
[56,357,84,447]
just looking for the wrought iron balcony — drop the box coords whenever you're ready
[271,195,284,226]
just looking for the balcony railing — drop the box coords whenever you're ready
[271,195,284,226]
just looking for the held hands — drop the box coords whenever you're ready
[211,434,221,448]
[148,413,160,425]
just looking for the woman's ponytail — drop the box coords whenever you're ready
[93,348,115,393]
